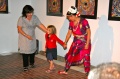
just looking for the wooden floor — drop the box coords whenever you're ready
[0,53,87,79]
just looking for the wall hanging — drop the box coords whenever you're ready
[47,0,63,16]
[108,0,120,21]
[0,0,8,14]
[76,0,98,19]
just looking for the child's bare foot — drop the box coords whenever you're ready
[46,69,53,73]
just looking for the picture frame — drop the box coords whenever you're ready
[47,0,63,16]
[0,0,8,14]
[108,0,120,21]
[75,0,98,19]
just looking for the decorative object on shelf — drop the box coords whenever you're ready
[47,0,63,16]
[0,0,8,14]
[75,0,98,19]
[108,0,120,21]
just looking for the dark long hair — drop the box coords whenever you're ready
[22,5,34,17]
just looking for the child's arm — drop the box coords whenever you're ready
[54,35,67,49]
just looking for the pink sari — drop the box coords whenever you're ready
[65,18,91,73]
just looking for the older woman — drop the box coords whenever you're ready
[88,62,120,79]
[17,5,47,71]
[58,6,91,75]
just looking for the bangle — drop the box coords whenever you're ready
[64,42,67,45]
[23,34,26,36]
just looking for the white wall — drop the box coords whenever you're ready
[32,0,120,66]
[31,0,75,55]
[0,0,120,66]
[0,0,31,55]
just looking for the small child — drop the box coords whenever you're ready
[45,25,66,73]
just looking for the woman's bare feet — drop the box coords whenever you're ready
[58,70,68,75]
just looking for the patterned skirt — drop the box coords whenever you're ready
[65,38,91,72]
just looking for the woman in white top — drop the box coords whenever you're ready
[17,5,47,71]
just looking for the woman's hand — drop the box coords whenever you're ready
[18,26,33,40]
[26,35,33,40]
[63,44,67,50]
[84,43,89,49]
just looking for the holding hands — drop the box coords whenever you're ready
[63,43,67,50]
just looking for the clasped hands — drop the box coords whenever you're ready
[63,43,67,50]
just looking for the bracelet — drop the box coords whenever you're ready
[64,42,67,45]
[23,33,26,36]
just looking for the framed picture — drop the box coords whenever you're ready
[75,0,98,19]
[0,0,8,14]
[108,0,120,21]
[47,0,63,16]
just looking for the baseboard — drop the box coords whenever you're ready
[38,50,95,69]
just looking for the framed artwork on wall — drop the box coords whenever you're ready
[47,0,63,16]
[75,0,98,19]
[108,0,120,21]
[0,0,8,14]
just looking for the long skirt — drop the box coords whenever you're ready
[65,38,91,73]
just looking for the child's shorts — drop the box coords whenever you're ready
[46,48,57,60]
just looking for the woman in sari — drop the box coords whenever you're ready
[58,6,91,75]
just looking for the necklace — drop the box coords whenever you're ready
[73,22,79,32]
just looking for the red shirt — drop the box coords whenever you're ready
[45,33,64,49]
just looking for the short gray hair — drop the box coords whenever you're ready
[88,62,120,79]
